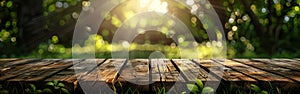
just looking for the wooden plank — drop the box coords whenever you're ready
[79,59,126,94]
[8,59,81,81]
[117,59,149,91]
[117,59,149,83]
[150,59,162,92]
[80,59,126,82]
[150,59,185,93]
[252,59,300,72]
[233,59,300,82]
[150,59,160,83]
[0,59,58,81]
[45,59,104,92]
[0,59,39,68]
[0,58,18,63]
[172,59,218,82]
[229,59,293,82]
[194,59,256,82]
[163,59,184,82]
[45,59,105,83]
[272,59,300,67]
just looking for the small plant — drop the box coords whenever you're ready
[25,84,52,94]
[124,87,139,94]
[267,81,282,94]
[251,84,268,94]
[111,81,124,94]
[185,79,214,94]
[25,84,42,94]
[46,80,70,94]
[153,86,165,94]
[0,84,9,94]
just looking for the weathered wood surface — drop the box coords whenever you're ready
[233,59,300,82]
[193,59,255,82]
[173,59,218,82]
[219,59,291,82]
[0,58,300,93]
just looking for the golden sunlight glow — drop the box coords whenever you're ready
[139,0,150,8]
[139,0,168,14]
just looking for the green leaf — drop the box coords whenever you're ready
[112,85,116,93]
[195,79,203,89]
[54,86,60,90]
[30,84,36,91]
[46,82,54,86]
[37,90,42,93]
[186,84,199,92]
[25,88,31,93]
[58,83,65,87]
[251,84,261,92]
[158,87,165,94]
[43,88,52,93]
[268,81,273,89]
[0,90,9,94]
[202,87,214,93]
[53,80,58,85]
[125,88,133,94]
[276,87,281,94]
[61,88,70,94]
[260,91,268,94]
[118,81,123,88]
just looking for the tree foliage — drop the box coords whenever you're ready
[224,0,300,58]
[0,0,18,56]
[0,0,300,58]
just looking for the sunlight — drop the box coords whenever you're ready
[139,0,150,8]
[139,0,168,14]
[122,41,130,48]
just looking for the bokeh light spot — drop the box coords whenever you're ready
[52,36,59,44]
[229,18,234,24]
[111,15,122,27]
[295,6,299,11]
[82,1,91,7]
[6,1,12,8]
[191,17,197,24]
[232,26,238,31]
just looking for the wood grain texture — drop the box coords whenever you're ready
[0,59,56,81]
[80,59,126,82]
[45,59,104,83]
[192,59,256,82]
[1,59,300,93]
[234,59,300,82]
[9,59,81,81]
[273,59,300,68]
[116,59,150,91]
[117,59,149,83]
[150,59,185,93]
[231,59,293,82]
[252,59,300,72]
[172,59,218,82]
[0,59,39,70]
[0,58,18,63]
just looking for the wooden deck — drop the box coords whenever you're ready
[1,59,300,93]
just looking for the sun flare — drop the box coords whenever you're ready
[139,0,168,14]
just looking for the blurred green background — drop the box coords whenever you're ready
[0,0,300,58]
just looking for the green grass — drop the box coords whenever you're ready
[0,80,70,94]
[0,79,295,94]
